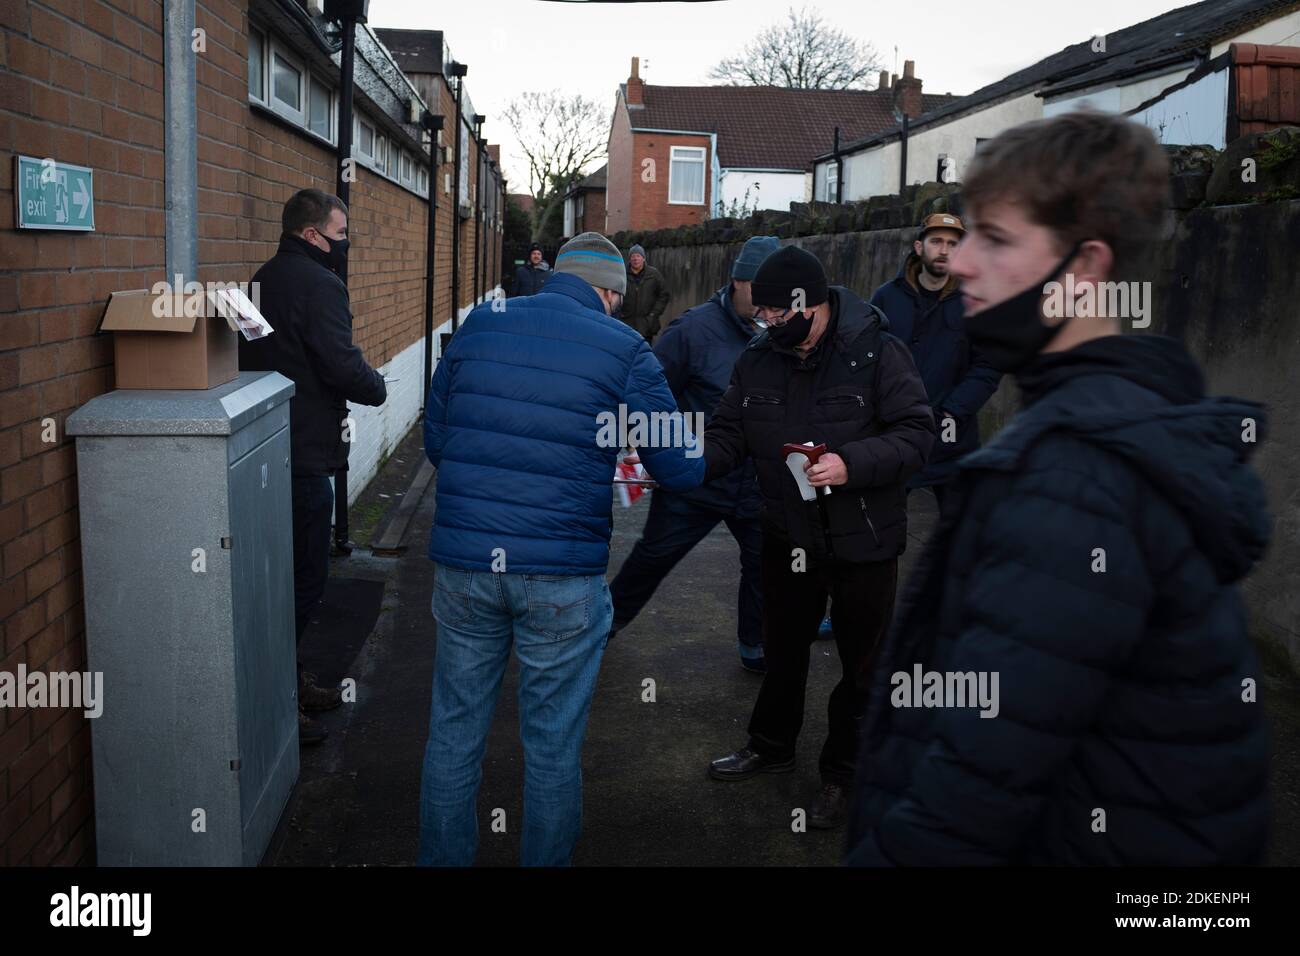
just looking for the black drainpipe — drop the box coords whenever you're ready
[421,111,443,400]
[448,62,467,331]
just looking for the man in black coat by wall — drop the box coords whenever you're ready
[240,188,387,745]
[845,112,1271,866]
[699,245,934,828]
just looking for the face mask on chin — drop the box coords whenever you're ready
[964,240,1083,373]
[767,310,814,349]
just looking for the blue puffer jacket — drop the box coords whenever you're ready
[869,254,1001,486]
[652,284,761,516]
[424,271,706,574]
[846,335,1271,866]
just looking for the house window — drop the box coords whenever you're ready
[357,118,375,160]
[401,150,413,184]
[271,52,302,118]
[375,135,387,173]
[825,162,839,202]
[308,76,332,141]
[669,146,706,204]
[249,29,265,102]
[417,167,428,194]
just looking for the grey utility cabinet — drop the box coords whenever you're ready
[66,371,299,866]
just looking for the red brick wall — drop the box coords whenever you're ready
[0,0,498,865]
[605,98,711,234]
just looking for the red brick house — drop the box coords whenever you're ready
[561,164,607,239]
[605,56,957,233]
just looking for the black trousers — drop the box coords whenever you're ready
[292,474,334,644]
[747,532,898,786]
[610,490,764,650]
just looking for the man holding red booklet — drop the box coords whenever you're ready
[699,244,934,828]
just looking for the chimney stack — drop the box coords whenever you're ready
[626,56,644,107]
[879,70,891,90]
[892,59,923,118]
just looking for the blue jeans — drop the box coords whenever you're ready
[418,565,612,866]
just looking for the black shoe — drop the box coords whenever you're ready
[740,653,766,674]
[709,747,795,780]
[298,708,329,746]
[808,782,848,829]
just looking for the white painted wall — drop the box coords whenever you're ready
[1044,65,1228,148]
[335,296,483,509]
[1044,67,1194,117]
[828,91,1044,201]
[716,169,804,214]
[1211,9,1300,55]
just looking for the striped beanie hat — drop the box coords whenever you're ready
[555,232,627,295]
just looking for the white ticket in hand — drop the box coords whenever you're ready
[784,441,831,502]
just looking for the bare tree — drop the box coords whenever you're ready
[709,5,883,90]
[503,91,609,239]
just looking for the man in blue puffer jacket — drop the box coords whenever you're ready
[418,231,705,867]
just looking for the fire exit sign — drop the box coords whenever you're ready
[14,155,95,231]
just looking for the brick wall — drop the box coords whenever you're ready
[0,0,499,864]
[605,100,712,234]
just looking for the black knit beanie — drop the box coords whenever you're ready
[750,245,828,310]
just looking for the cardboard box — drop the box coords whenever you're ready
[97,289,239,390]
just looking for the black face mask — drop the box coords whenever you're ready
[964,241,1083,373]
[322,235,350,274]
[767,310,814,349]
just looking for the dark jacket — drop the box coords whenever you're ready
[240,234,387,476]
[703,286,935,564]
[621,264,670,342]
[653,284,762,516]
[846,335,1271,866]
[425,271,705,575]
[869,254,1001,486]
[512,260,550,297]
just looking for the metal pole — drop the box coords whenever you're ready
[833,126,842,204]
[449,65,466,331]
[899,113,909,197]
[422,114,443,400]
[163,0,197,290]
[331,6,361,552]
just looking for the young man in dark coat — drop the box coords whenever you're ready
[512,243,551,297]
[240,188,388,745]
[845,111,1271,866]
[608,235,779,672]
[869,213,1001,518]
[620,244,671,343]
[699,245,934,828]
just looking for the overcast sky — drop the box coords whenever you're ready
[370,0,1198,189]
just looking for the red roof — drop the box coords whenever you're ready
[625,85,957,170]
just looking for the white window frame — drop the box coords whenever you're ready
[307,74,335,144]
[249,27,267,105]
[356,117,375,162]
[824,162,839,202]
[267,42,306,126]
[668,146,707,205]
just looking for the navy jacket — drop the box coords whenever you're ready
[512,261,550,297]
[424,271,705,575]
[869,254,1001,486]
[240,235,387,476]
[652,284,761,516]
[846,335,1271,865]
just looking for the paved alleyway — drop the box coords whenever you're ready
[267,426,1300,867]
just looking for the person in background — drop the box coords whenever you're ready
[240,188,387,746]
[620,244,671,343]
[419,231,704,867]
[608,235,780,672]
[845,111,1270,866]
[869,213,1001,520]
[512,242,551,297]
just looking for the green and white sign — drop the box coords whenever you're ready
[14,155,95,231]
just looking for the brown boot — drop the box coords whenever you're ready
[299,671,343,713]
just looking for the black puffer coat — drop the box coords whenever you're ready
[703,286,935,564]
[845,335,1272,865]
